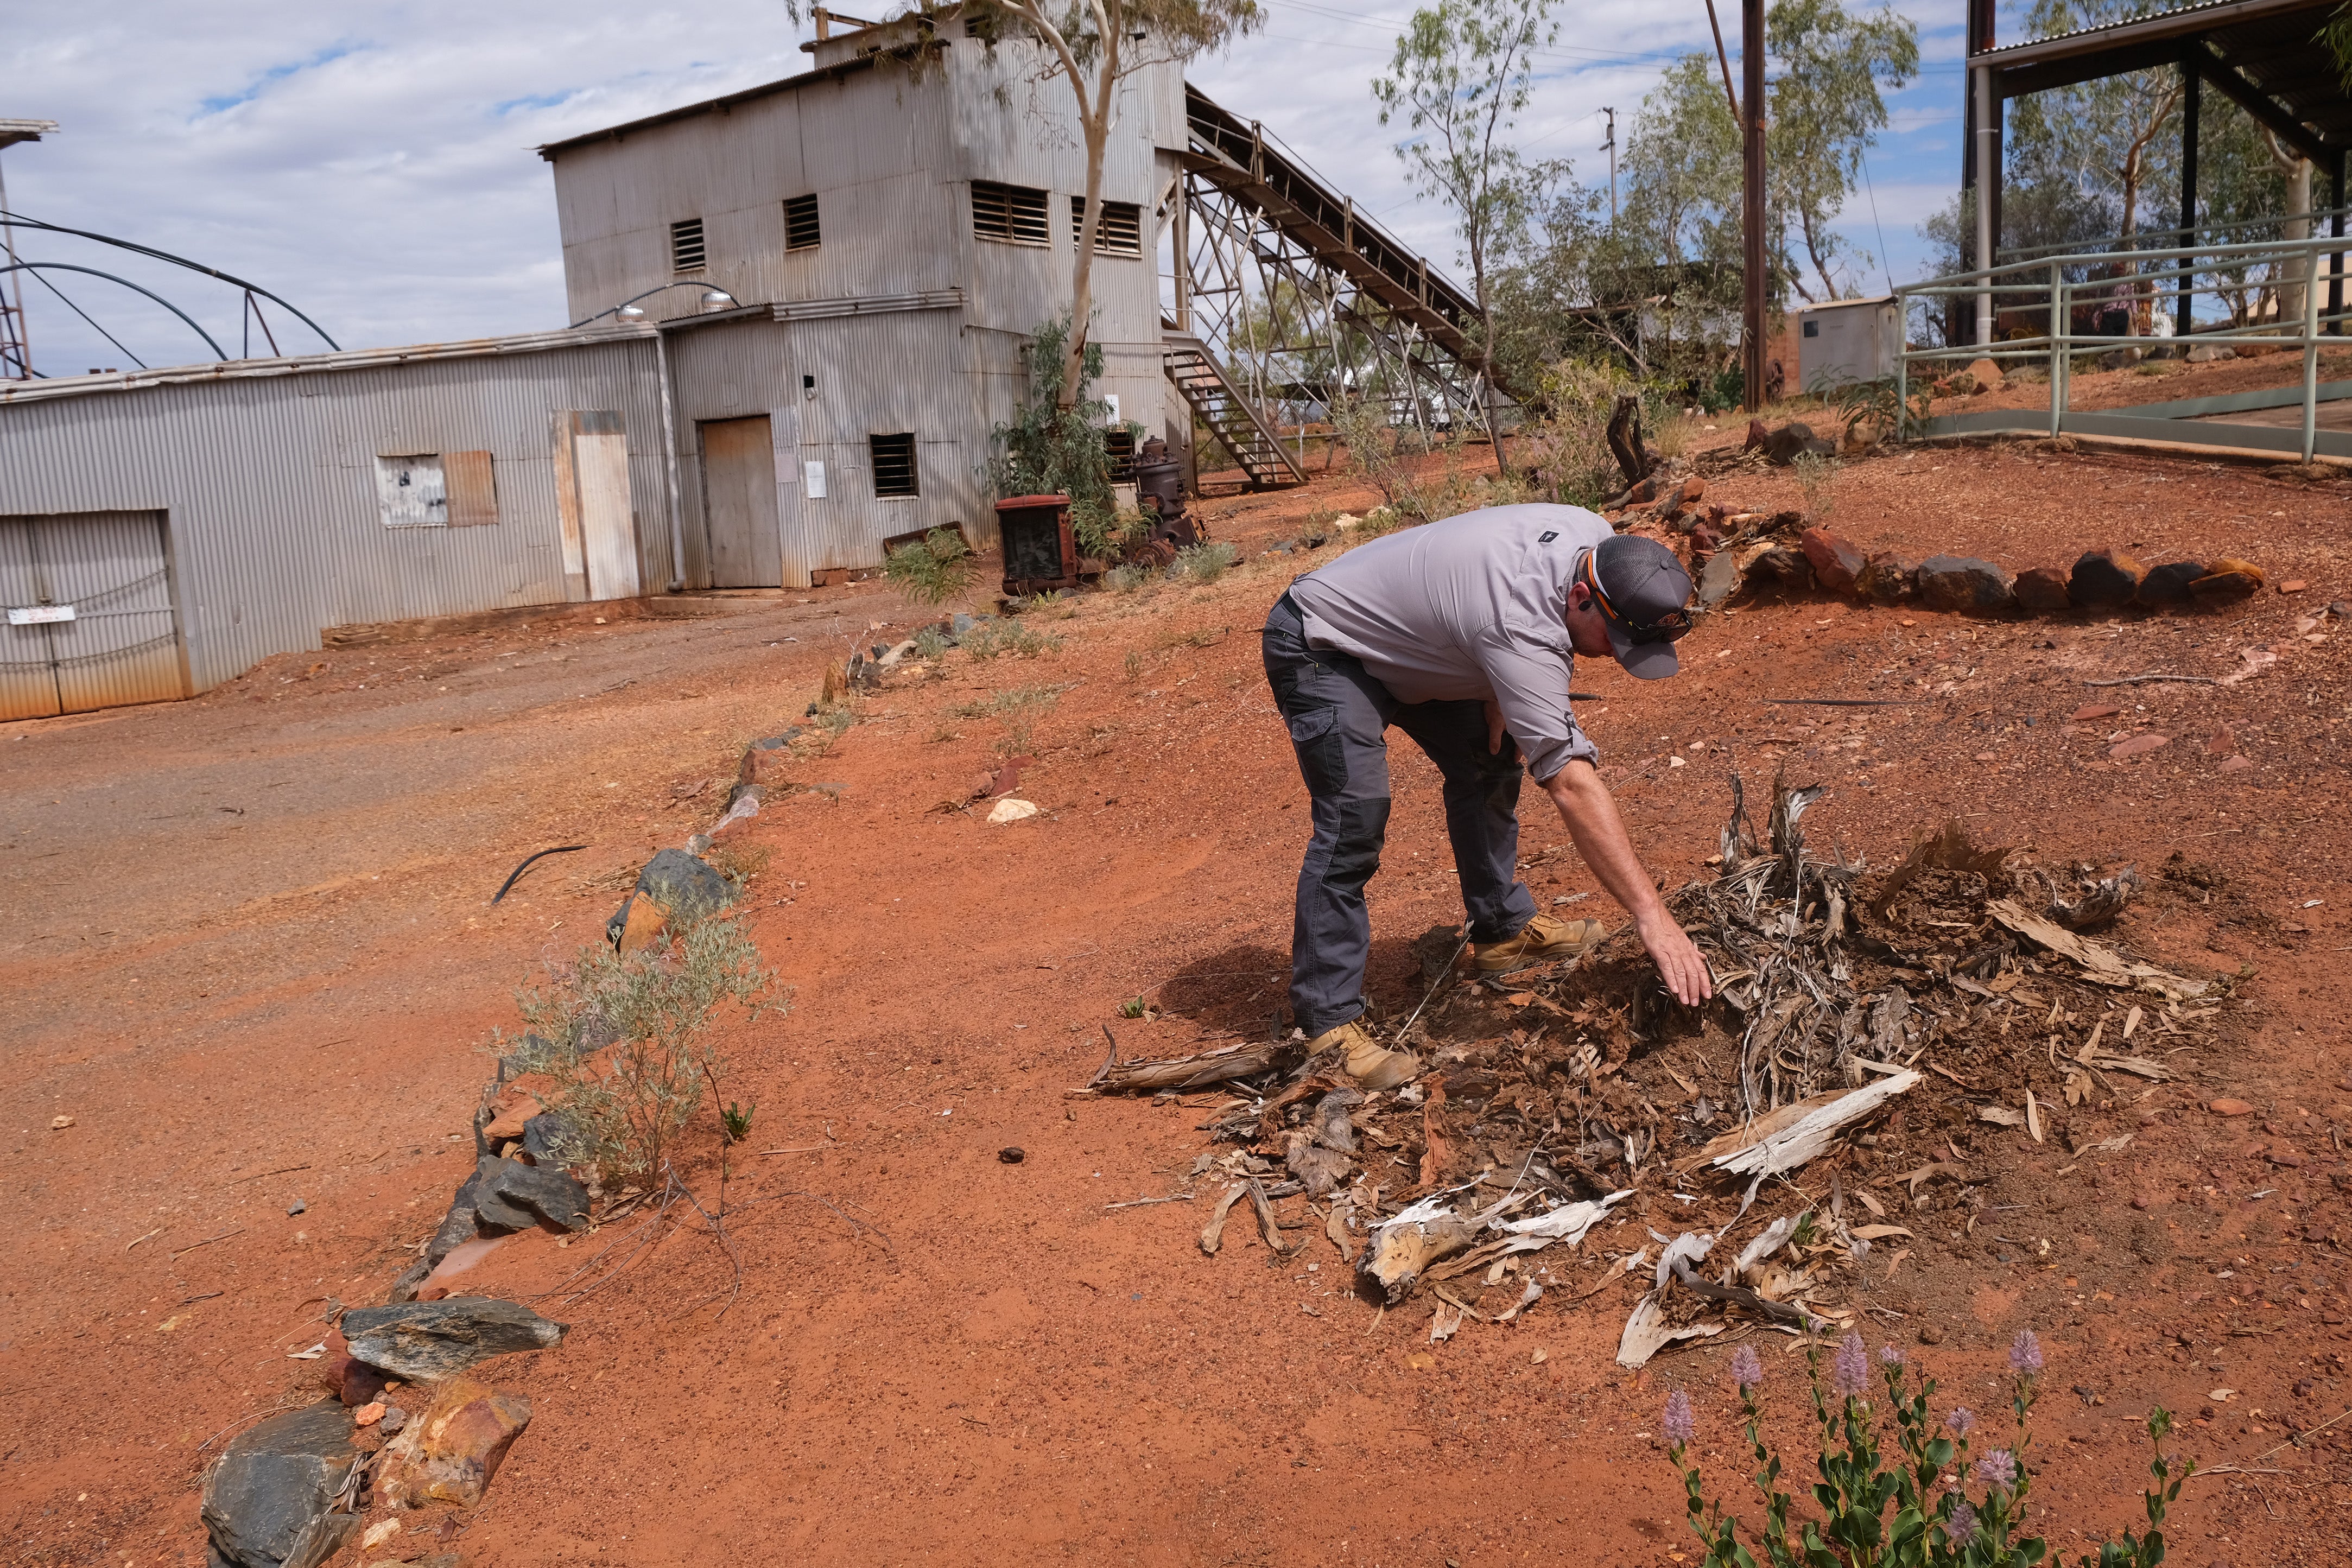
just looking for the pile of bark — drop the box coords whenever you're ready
[1083,777,2232,1360]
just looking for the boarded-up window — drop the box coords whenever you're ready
[972,181,1050,246]
[445,450,498,526]
[375,454,448,528]
[671,218,706,272]
[1070,197,1142,257]
[784,194,821,251]
[869,433,918,498]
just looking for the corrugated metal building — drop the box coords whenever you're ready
[0,328,675,718]
[0,9,1198,717]
[541,16,1186,588]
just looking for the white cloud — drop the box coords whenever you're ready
[2,0,1973,377]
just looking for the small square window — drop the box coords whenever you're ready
[1071,196,1142,257]
[870,433,918,498]
[1802,319,1820,338]
[671,218,707,273]
[375,454,448,528]
[973,180,1050,246]
[784,194,821,251]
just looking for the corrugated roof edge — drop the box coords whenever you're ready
[0,323,659,408]
[1977,0,2311,58]
[534,50,893,161]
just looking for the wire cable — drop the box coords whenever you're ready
[22,265,149,371]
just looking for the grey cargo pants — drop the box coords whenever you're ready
[1263,592,1538,1038]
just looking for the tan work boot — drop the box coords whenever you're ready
[1306,1019,1422,1090]
[1473,912,1609,975]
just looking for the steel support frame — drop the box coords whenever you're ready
[1179,173,1489,445]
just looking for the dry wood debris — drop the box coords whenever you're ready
[1087,774,2237,1367]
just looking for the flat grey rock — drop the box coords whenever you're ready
[472,1155,590,1234]
[200,1400,360,1568]
[340,1297,568,1381]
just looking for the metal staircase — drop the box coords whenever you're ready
[1169,84,1512,471]
[1162,330,1306,489]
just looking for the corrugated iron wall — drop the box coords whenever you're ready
[0,333,673,695]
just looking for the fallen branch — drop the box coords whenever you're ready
[1104,1192,1194,1210]
[169,1228,244,1260]
[1759,697,1930,708]
[1670,1257,1833,1331]
[1088,1036,1303,1094]
[2080,674,2221,688]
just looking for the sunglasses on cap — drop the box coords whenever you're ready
[1577,554,1695,644]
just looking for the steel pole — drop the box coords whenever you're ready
[1974,64,1995,347]
[2303,244,2321,464]
[2049,262,2063,439]
[1741,0,1766,412]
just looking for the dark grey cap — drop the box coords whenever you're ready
[1586,535,1695,681]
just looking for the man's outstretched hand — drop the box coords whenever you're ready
[1637,912,1714,1008]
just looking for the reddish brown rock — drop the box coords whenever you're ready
[2216,754,2254,773]
[377,1376,532,1510]
[2210,1097,2256,1116]
[2070,549,2146,611]
[2014,566,2072,612]
[1917,555,2016,614]
[2191,558,2267,601]
[1859,552,1916,604]
[739,744,797,788]
[1799,528,1867,593]
[2109,733,2169,759]
[2072,703,2120,721]
[2137,561,2207,606]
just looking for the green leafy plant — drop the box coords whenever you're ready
[964,620,1062,660]
[499,911,781,1183]
[1175,541,1239,584]
[912,624,952,661]
[720,1101,755,1143]
[1792,449,1840,523]
[1117,995,1150,1019]
[883,528,975,606]
[812,703,856,743]
[1818,376,1932,442]
[1666,1328,2192,1568]
[991,315,1126,559]
[1104,563,1150,594]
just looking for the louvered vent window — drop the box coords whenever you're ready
[670,218,706,272]
[1070,197,1142,257]
[972,181,1050,246]
[784,194,821,251]
[870,433,918,498]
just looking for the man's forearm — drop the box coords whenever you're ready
[1540,759,1671,926]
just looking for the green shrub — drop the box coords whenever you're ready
[499,911,781,1183]
[1104,563,1150,593]
[912,625,950,661]
[1665,1328,2192,1568]
[1175,541,1239,584]
[990,316,1132,560]
[882,528,974,606]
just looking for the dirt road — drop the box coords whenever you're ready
[5,438,2350,1567]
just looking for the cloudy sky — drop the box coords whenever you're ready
[2,0,1995,377]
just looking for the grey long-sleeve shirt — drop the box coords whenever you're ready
[1284,504,1607,782]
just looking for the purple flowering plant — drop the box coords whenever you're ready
[1662,1323,2192,1567]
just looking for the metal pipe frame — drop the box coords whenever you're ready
[1898,231,2349,463]
[0,262,227,362]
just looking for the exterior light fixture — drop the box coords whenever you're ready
[617,304,648,321]
[700,289,736,313]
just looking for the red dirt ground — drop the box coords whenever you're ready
[4,433,2349,1568]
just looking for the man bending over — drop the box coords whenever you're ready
[1261,503,1713,1083]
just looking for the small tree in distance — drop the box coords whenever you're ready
[1374,0,1558,476]
[961,0,1264,410]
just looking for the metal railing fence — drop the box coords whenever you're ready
[1893,232,2349,463]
